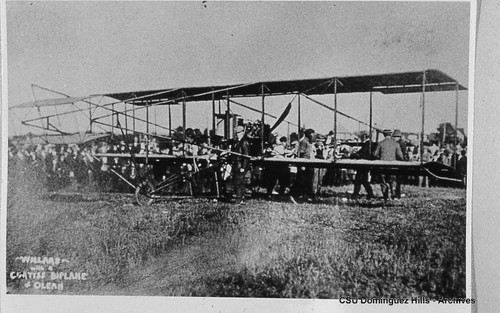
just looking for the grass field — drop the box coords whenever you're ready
[6,162,466,298]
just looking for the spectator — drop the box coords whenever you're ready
[429,140,439,159]
[374,129,403,201]
[265,136,291,197]
[290,128,319,202]
[288,132,299,157]
[351,139,376,200]
[392,129,406,198]
[231,126,250,203]
[457,150,467,186]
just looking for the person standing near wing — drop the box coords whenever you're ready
[374,129,403,201]
[290,128,317,202]
[265,136,292,197]
[392,129,407,199]
[351,138,376,200]
[298,129,315,159]
[231,126,250,203]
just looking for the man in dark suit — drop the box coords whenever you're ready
[351,139,376,200]
[374,129,403,201]
[457,150,467,186]
[231,126,250,203]
[392,129,406,198]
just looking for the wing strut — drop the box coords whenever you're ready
[300,93,385,133]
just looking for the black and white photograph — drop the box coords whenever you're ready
[2,0,476,312]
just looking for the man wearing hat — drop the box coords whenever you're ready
[231,125,250,203]
[374,129,403,201]
[351,137,377,200]
[392,129,407,160]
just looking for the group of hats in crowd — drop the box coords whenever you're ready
[236,124,406,142]
[383,129,402,137]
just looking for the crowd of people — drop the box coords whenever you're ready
[257,127,468,202]
[7,124,467,201]
[7,130,220,193]
[8,141,100,191]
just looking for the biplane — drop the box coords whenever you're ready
[10,69,467,204]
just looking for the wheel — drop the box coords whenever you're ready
[135,181,157,206]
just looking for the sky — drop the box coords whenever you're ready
[7,1,471,138]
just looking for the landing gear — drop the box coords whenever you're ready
[135,180,157,206]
